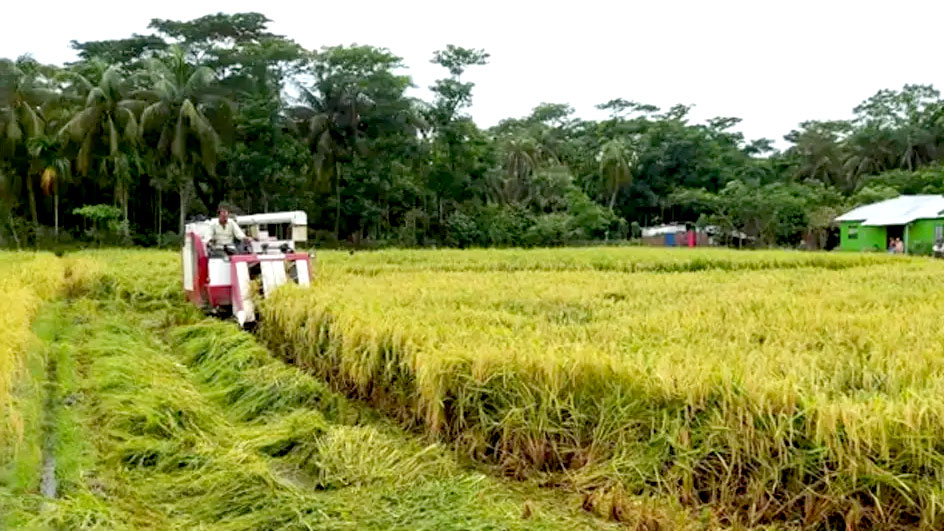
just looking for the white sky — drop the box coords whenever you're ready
[4,0,944,149]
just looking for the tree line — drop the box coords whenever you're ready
[3,12,944,250]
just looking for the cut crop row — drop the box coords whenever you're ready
[317,246,910,275]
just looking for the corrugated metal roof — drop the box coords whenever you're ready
[835,195,944,226]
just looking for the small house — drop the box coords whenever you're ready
[835,195,944,253]
[640,224,716,247]
[641,224,688,246]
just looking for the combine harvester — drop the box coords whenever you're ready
[182,211,312,327]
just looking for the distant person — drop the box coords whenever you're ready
[934,238,944,258]
[895,238,904,254]
[888,238,896,254]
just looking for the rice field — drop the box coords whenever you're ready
[261,248,944,528]
[317,246,902,274]
[0,253,64,454]
[0,250,624,530]
[4,246,943,529]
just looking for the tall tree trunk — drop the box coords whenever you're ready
[53,182,59,240]
[123,189,129,232]
[26,175,39,230]
[157,188,162,247]
[179,181,190,235]
[334,162,342,241]
[609,188,618,210]
[6,207,21,250]
[115,181,130,235]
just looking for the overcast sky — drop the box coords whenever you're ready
[4,0,943,148]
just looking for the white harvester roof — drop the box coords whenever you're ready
[835,195,944,226]
[235,211,307,226]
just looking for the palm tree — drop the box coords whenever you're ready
[289,84,368,239]
[0,166,22,248]
[598,138,636,209]
[27,135,70,238]
[490,134,557,205]
[58,65,143,229]
[841,128,895,193]
[785,121,849,189]
[505,136,540,180]
[139,47,225,233]
[0,57,55,229]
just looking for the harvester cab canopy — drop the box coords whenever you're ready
[236,211,308,251]
[182,210,312,328]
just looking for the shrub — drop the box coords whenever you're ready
[445,211,479,248]
[524,213,570,246]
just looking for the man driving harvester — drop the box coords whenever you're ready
[181,206,312,327]
[208,204,252,248]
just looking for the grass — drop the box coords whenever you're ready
[259,247,944,529]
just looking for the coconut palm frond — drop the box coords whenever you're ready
[108,117,119,156]
[141,101,169,132]
[76,131,94,175]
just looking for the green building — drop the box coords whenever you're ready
[835,195,944,254]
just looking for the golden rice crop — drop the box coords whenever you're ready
[317,246,908,275]
[0,252,64,446]
[261,248,944,528]
[73,249,184,309]
[7,250,615,530]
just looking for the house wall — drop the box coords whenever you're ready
[839,222,885,251]
[907,218,944,254]
[641,235,666,246]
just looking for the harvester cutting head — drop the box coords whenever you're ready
[182,210,312,327]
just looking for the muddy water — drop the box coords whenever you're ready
[39,353,57,499]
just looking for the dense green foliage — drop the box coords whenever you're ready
[4,12,944,249]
